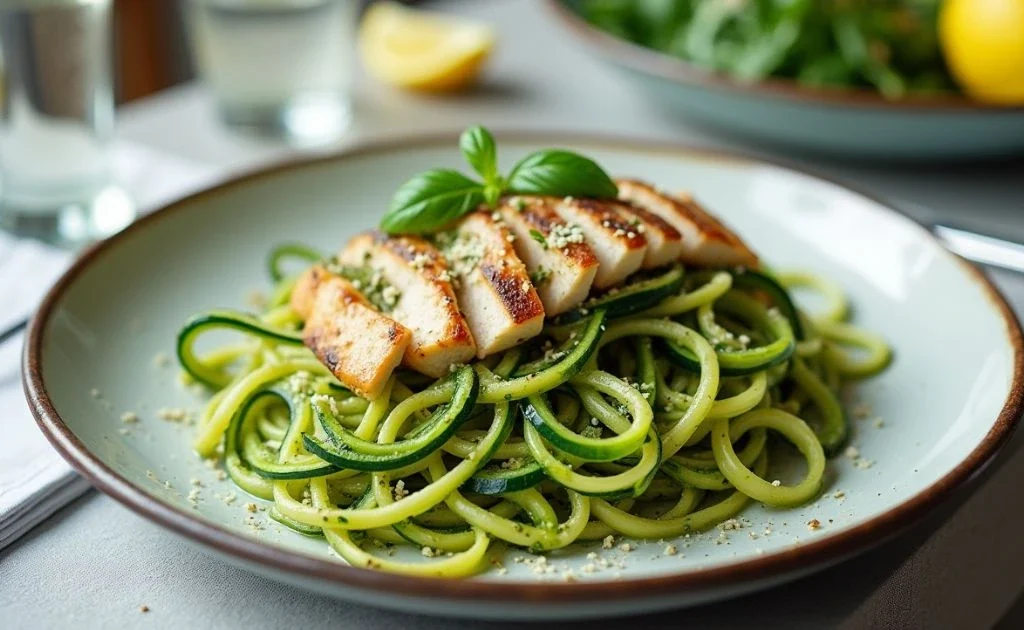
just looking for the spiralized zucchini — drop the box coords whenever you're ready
[177,248,890,577]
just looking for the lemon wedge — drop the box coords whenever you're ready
[359,2,496,92]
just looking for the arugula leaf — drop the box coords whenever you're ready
[460,126,499,183]
[506,150,618,199]
[381,169,486,234]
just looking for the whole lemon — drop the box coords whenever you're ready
[939,0,1024,104]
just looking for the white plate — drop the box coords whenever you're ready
[25,134,1024,619]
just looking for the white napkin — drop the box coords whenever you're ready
[0,236,79,548]
[0,141,224,549]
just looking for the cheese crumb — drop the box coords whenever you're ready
[852,401,873,418]
[394,480,409,500]
[380,285,401,307]
[547,222,586,249]
[246,290,268,310]
[311,394,339,416]
[439,232,485,279]
[120,412,139,424]
[807,519,822,531]
[844,446,860,459]
[421,547,435,557]
[157,407,194,424]
[771,479,782,487]
[833,490,846,500]
[284,370,315,396]
[245,502,259,513]
[618,543,633,553]
[664,544,677,556]
[602,535,615,549]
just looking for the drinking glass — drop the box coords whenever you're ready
[0,0,134,246]
[187,0,359,144]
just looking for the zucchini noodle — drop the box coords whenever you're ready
[176,247,890,577]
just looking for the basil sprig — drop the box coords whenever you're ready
[380,126,618,235]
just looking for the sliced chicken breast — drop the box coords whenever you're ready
[553,197,647,289]
[498,196,599,316]
[446,211,545,358]
[339,232,476,377]
[616,179,758,269]
[294,266,411,399]
[291,264,328,321]
[613,202,685,268]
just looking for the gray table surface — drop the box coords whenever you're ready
[4,1,1024,628]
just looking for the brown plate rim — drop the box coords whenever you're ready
[544,0,1024,114]
[23,131,1024,606]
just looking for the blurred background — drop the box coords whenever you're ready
[1,0,1022,246]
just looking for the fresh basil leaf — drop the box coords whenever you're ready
[483,183,503,207]
[460,126,499,184]
[381,169,486,234]
[506,150,618,199]
[529,229,548,249]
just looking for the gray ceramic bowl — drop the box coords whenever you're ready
[547,0,1024,160]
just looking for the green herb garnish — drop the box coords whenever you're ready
[529,265,552,286]
[380,126,618,235]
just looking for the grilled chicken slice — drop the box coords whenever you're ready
[616,179,758,269]
[553,197,647,289]
[446,212,545,358]
[291,264,328,321]
[498,196,599,316]
[339,233,476,377]
[292,266,411,399]
[613,202,685,268]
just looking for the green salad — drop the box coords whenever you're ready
[577,0,956,98]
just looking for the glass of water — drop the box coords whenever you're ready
[188,0,359,144]
[0,0,134,246]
